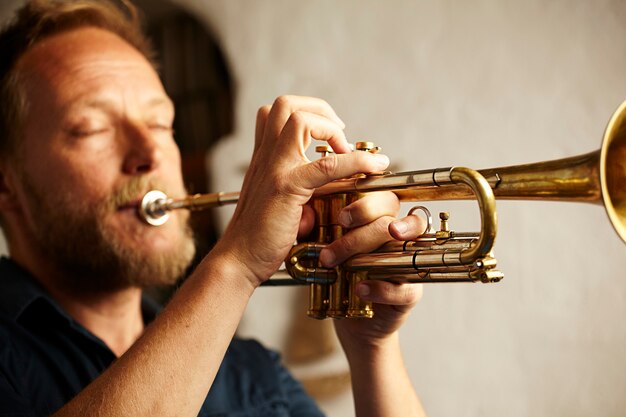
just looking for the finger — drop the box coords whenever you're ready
[292,150,390,192]
[319,215,393,267]
[355,280,423,306]
[278,111,349,158]
[265,96,348,152]
[254,105,271,152]
[338,192,400,228]
[389,214,428,240]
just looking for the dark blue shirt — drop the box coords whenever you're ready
[0,258,324,416]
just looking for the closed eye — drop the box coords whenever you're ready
[67,127,112,138]
[148,124,175,137]
[149,124,173,131]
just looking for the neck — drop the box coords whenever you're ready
[11,247,145,357]
[48,284,145,357]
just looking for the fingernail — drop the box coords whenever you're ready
[357,284,370,297]
[393,220,408,234]
[372,154,390,169]
[339,210,352,227]
[320,249,336,267]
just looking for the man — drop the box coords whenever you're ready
[0,1,426,416]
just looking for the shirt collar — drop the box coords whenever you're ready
[0,256,161,324]
[0,256,53,321]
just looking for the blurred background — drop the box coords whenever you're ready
[2,1,626,416]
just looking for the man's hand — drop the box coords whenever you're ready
[213,96,391,289]
[313,192,428,417]
[313,192,427,350]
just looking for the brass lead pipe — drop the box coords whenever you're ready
[140,150,624,239]
[140,147,624,243]
[140,190,239,226]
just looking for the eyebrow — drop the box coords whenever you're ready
[144,96,175,111]
[67,95,175,114]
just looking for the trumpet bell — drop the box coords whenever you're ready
[601,100,626,244]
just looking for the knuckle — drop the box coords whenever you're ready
[380,282,419,305]
[257,104,271,119]
[287,110,307,127]
[387,193,401,213]
[402,284,422,304]
[372,215,394,235]
[340,235,357,255]
[382,282,396,299]
[314,154,339,178]
[273,95,291,109]
[402,285,414,303]
[360,192,400,217]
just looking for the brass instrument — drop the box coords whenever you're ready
[139,100,626,319]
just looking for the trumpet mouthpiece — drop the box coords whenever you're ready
[139,190,170,226]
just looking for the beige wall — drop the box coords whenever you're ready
[2,1,626,416]
[185,1,626,416]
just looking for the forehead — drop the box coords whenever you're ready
[16,27,169,110]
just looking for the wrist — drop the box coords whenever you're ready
[199,242,261,295]
[340,331,402,364]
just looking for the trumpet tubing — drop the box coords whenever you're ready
[139,101,626,319]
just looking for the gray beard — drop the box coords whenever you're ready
[20,174,196,294]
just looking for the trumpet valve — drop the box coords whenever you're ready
[355,141,382,153]
[435,212,452,240]
[315,145,333,157]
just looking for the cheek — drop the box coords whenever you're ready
[161,146,186,188]
[26,151,114,206]
[163,142,183,168]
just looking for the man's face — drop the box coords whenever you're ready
[9,27,195,291]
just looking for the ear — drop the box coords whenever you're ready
[0,161,20,211]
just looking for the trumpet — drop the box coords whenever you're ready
[139,101,626,319]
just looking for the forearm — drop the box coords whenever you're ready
[346,334,426,417]
[53,249,255,417]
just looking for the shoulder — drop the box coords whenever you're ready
[202,337,324,416]
[0,314,35,373]
[227,337,278,360]
[0,314,41,415]
[220,337,282,382]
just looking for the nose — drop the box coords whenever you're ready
[121,122,162,175]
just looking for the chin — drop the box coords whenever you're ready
[159,211,193,243]
[110,211,189,251]
[144,220,189,250]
